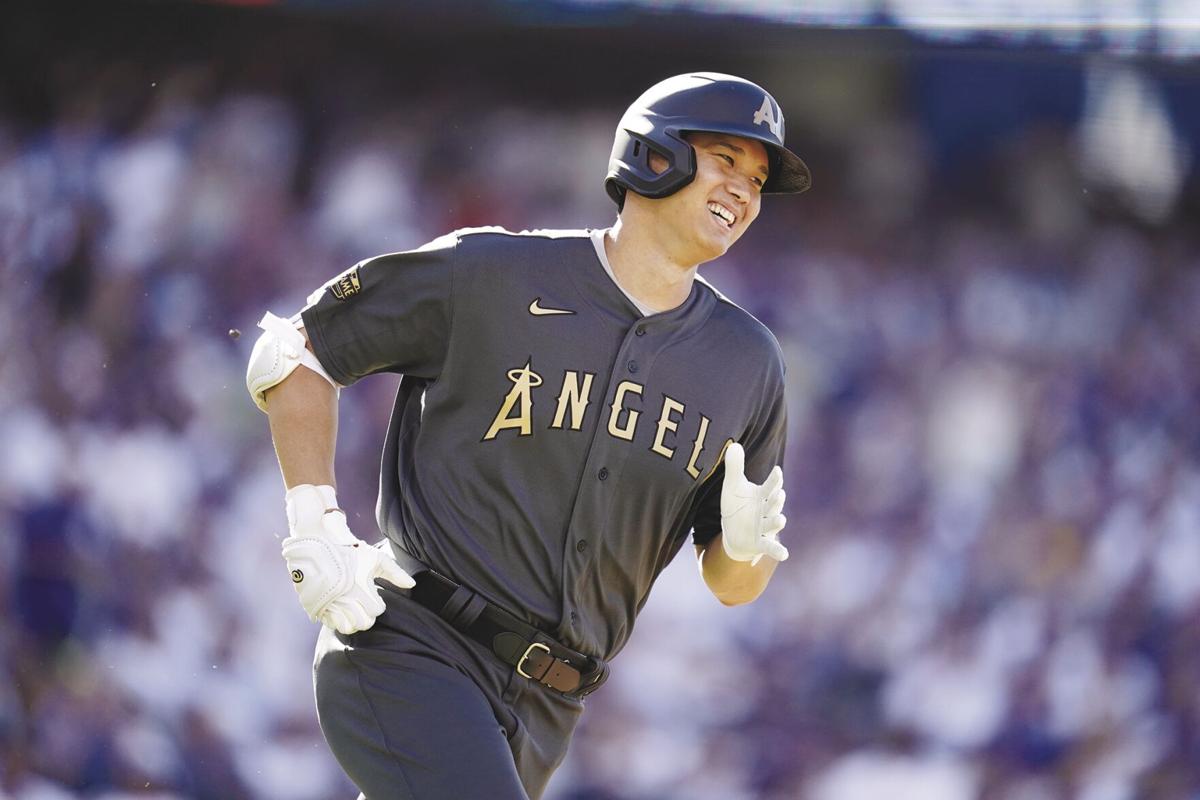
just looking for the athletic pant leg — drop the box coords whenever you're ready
[502,671,585,800]
[314,623,529,800]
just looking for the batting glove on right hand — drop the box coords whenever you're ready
[282,484,415,635]
[719,442,789,566]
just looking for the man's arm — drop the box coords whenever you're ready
[694,442,788,606]
[250,324,413,635]
[695,538,780,606]
[263,330,338,489]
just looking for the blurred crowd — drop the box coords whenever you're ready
[1,22,1199,800]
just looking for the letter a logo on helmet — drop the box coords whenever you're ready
[605,72,811,209]
[753,96,783,139]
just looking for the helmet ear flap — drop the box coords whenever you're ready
[632,137,669,176]
[606,127,696,208]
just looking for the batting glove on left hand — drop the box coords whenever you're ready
[719,442,789,566]
[281,484,415,635]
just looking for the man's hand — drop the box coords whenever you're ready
[282,484,415,635]
[719,443,788,566]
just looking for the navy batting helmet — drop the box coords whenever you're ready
[605,72,812,209]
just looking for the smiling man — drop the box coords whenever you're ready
[246,72,811,799]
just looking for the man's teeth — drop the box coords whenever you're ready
[707,202,734,226]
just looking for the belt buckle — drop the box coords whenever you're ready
[516,642,551,679]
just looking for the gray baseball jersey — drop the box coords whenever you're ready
[299,227,786,661]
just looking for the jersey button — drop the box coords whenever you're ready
[576,540,588,553]
[570,611,579,624]
[635,325,646,337]
[628,360,639,373]
[598,467,609,480]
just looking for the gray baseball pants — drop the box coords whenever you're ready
[313,583,585,800]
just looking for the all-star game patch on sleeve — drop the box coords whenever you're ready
[299,235,457,386]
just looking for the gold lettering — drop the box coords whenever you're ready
[550,371,594,431]
[685,414,712,479]
[482,361,543,440]
[607,381,644,441]
[651,396,685,459]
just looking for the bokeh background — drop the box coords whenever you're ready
[2,2,1199,798]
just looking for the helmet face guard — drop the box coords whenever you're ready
[605,72,812,209]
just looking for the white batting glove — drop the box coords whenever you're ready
[719,443,789,566]
[281,484,415,635]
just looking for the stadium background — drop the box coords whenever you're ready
[1,2,1199,798]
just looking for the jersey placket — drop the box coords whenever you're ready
[558,318,659,643]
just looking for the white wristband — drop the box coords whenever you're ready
[285,484,339,528]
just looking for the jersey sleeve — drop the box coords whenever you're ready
[691,378,788,548]
[299,236,456,386]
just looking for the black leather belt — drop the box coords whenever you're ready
[408,569,609,699]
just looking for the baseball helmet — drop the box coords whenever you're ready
[605,72,812,209]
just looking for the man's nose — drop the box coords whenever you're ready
[727,178,750,203]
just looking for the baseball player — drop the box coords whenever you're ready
[246,72,810,799]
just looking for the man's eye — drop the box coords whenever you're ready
[718,153,734,165]
[752,177,764,188]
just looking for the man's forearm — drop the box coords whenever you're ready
[697,534,780,606]
[265,356,339,490]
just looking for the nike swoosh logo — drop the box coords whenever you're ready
[528,298,575,316]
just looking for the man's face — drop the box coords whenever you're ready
[644,131,769,264]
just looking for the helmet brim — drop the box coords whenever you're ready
[763,145,812,195]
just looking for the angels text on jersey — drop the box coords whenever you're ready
[481,358,722,481]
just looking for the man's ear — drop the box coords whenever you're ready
[648,150,669,175]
